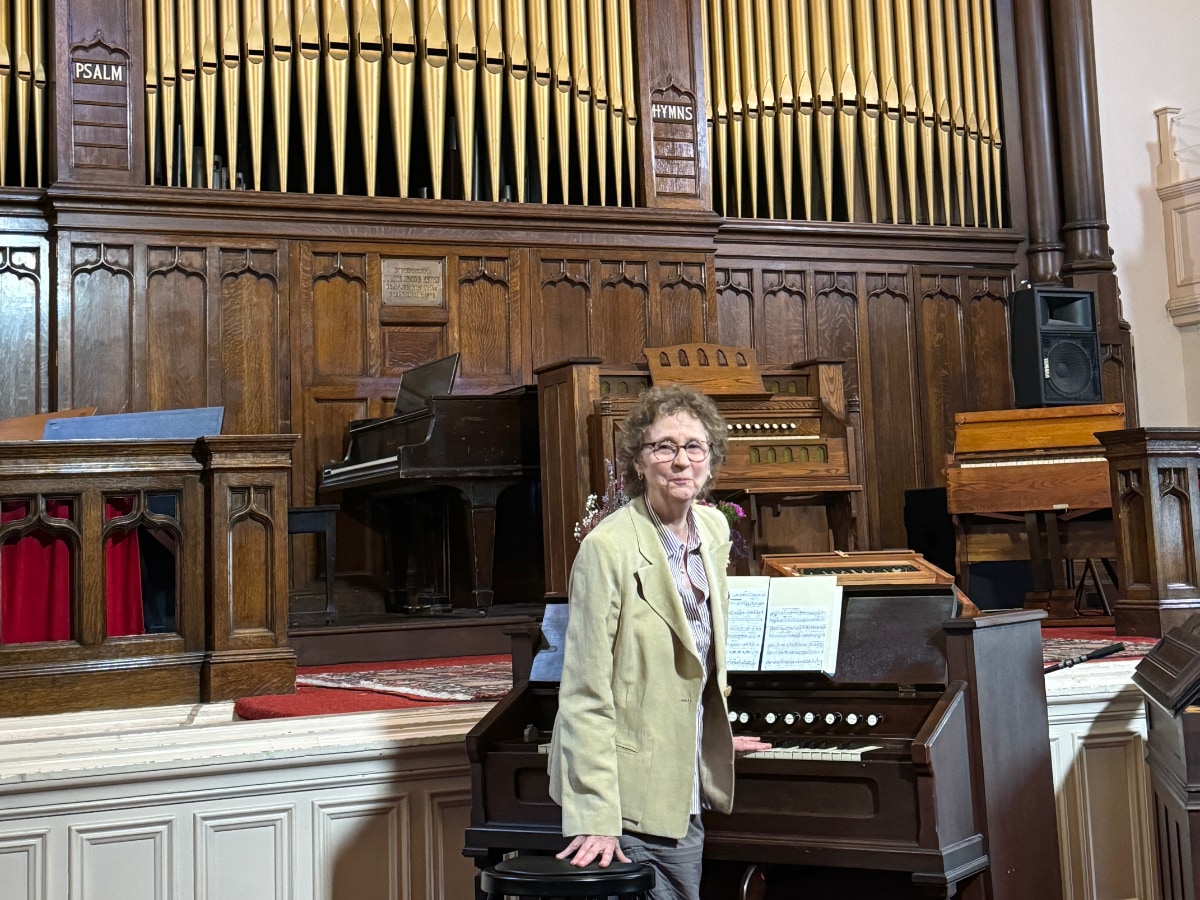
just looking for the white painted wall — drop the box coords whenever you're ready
[1092,0,1200,425]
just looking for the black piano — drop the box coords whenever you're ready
[464,590,1063,900]
[321,355,541,611]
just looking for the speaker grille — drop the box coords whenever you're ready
[1041,336,1100,400]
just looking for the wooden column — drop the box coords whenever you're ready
[1099,428,1200,638]
[633,0,710,210]
[48,0,146,184]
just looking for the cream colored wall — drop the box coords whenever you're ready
[1092,0,1200,425]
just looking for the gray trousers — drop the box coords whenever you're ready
[618,815,705,900]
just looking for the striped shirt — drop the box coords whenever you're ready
[645,501,712,816]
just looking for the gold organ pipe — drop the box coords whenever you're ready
[0,1,10,184]
[894,0,919,222]
[944,0,968,225]
[243,0,266,190]
[605,0,623,204]
[197,0,219,187]
[875,0,901,223]
[145,0,160,185]
[723,0,744,216]
[324,0,351,194]
[158,0,178,184]
[980,0,1002,225]
[737,0,760,217]
[809,0,835,220]
[790,0,814,219]
[267,0,292,190]
[853,0,881,223]
[448,0,476,198]
[971,0,992,225]
[910,0,936,224]
[177,0,198,186]
[31,0,43,185]
[547,0,571,201]
[354,0,384,196]
[957,0,979,226]
[383,0,416,197]
[479,0,504,201]
[219,0,242,189]
[14,0,30,185]
[505,0,530,201]
[830,0,857,220]
[752,0,776,219]
[417,0,447,198]
[927,0,952,224]
[567,0,591,204]
[771,0,794,219]
[618,0,636,204]
[587,0,607,205]
[296,0,322,192]
[528,0,551,202]
[708,0,729,214]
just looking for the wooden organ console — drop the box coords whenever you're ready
[944,404,1125,621]
[537,345,864,596]
[760,549,956,587]
[464,589,1062,899]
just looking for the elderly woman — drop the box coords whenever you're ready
[548,384,769,900]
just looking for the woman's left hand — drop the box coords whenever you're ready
[733,734,772,754]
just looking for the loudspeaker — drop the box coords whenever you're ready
[1009,286,1103,408]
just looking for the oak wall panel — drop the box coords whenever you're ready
[64,243,136,412]
[593,262,651,364]
[146,247,208,412]
[453,254,524,392]
[654,262,708,346]
[532,260,592,368]
[219,251,285,436]
[311,253,371,378]
[0,242,49,419]
[761,269,809,365]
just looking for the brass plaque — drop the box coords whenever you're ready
[381,257,445,307]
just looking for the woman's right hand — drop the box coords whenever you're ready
[556,834,631,867]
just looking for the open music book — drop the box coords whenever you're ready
[726,575,843,674]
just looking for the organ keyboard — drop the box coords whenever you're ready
[464,587,1063,899]
[760,549,954,585]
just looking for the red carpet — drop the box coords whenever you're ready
[234,654,510,720]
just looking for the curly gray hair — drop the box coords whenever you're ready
[616,384,728,498]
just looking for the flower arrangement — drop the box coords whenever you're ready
[573,461,630,542]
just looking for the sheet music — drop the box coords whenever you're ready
[726,576,771,671]
[759,576,843,674]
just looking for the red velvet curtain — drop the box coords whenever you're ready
[0,497,143,643]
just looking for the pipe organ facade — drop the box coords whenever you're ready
[0,0,1135,575]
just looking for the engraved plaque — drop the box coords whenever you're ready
[381,258,445,307]
[650,85,699,198]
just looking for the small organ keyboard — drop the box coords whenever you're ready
[464,588,1065,899]
[760,550,955,585]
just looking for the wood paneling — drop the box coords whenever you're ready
[0,241,49,419]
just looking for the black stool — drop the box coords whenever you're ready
[286,505,338,626]
[480,856,655,899]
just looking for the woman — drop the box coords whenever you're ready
[548,384,770,900]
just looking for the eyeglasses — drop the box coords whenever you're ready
[642,440,711,462]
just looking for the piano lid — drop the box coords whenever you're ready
[394,354,460,415]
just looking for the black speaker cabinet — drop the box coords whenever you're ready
[1010,286,1103,408]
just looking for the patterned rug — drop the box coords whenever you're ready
[1042,636,1158,667]
[296,660,513,701]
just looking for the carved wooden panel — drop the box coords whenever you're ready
[310,252,372,378]
[219,249,286,435]
[146,247,209,412]
[654,261,708,345]
[453,254,525,392]
[593,262,650,363]
[533,260,591,367]
[62,242,136,412]
[0,241,49,418]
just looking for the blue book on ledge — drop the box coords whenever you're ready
[42,407,225,441]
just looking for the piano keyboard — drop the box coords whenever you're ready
[742,740,883,762]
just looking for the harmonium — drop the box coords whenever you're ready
[760,549,956,586]
[465,586,1062,899]
[535,344,865,596]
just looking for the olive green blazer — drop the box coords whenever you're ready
[548,496,735,840]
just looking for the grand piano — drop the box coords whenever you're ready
[464,589,1062,900]
[321,355,541,611]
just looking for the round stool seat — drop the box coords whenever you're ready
[480,856,655,898]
